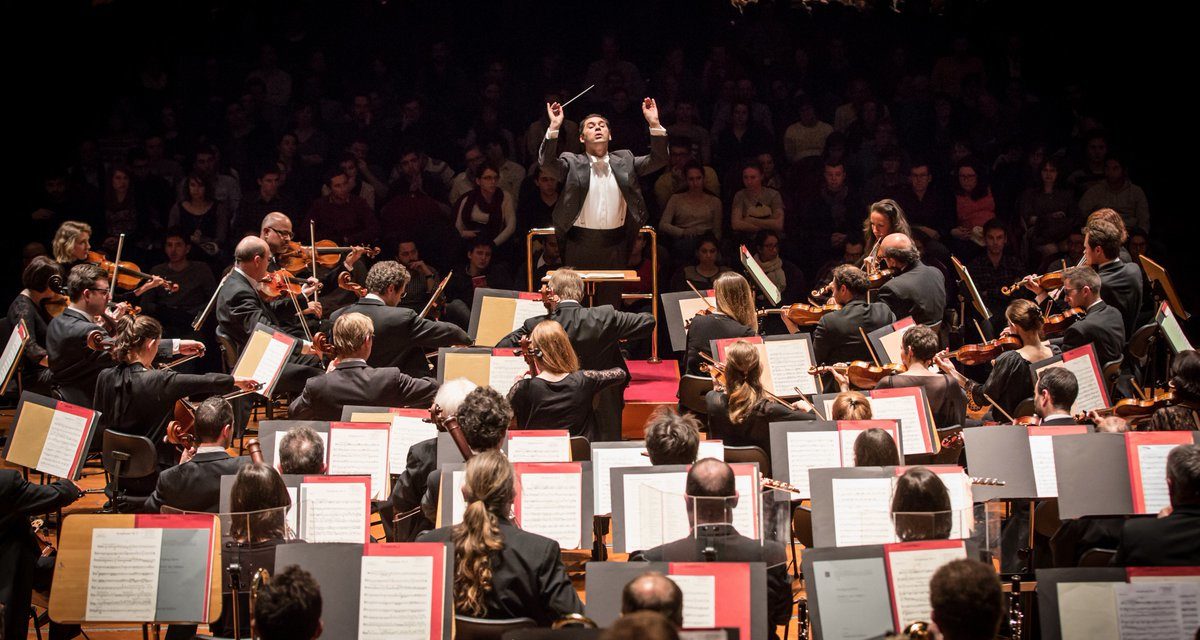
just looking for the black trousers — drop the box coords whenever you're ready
[563,227,628,308]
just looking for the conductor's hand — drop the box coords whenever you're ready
[546,101,564,133]
[642,98,660,127]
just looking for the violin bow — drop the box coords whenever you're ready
[309,221,319,306]
[283,281,321,361]
[972,319,988,343]
[982,392,1018,423]
[110,233,126,287]
[687,281,717,312]
[859,327,882,367]
[419,271,453,319]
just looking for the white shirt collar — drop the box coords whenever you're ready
[337,358,367,365]
[1041,413,1073,423]
[196,445,227,455]
[364,293,385,303]
[1087,299,1104,310]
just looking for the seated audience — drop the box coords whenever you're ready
[443,239,514,329]
[669,233,731,292]
[658,161,722,258]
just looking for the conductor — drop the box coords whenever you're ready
[540,96,668,306]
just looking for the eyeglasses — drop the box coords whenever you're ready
[89,288,110,295]
[266,227,293,239]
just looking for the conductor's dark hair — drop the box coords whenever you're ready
[891,466,952,541]
[253,565,323,640]
[194,396,234,443]
[1036,367,1079,411]
[930,559,1002,640]
[457,387,511,451]
[644,407,700,465]
[66,263,107,301]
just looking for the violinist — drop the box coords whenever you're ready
[860,199,912,274]
[1026,265,1125,366]
[935,299,1056,422]
[876,325,968,431]
[1081,217,1143,336]
[877,233,946,327]
[705,340,817,459]
[1033,368,1080,425]
[92,315,257,469]
[506,320,628,440]
[288,312,438,420]
[684,272,757,376]
[46,264,203,408]
[1147,350,1200,431]
[260,211,368,319]
[325,260,468,378]
[5,256,59,395]
[811,265,896,366]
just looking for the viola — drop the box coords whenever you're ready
[1075,391,1187,425]
[515,336,541,377]
[337,271,368,298]
[258,270,313,301]
[420,272,453,320]
[809,281,834,303]
[684,282,717,329]
[760,302,841,326]
[809,361,904,390]
[943,335,1021,366]
[88,250,179,293]
[866,267,897,289]
[167,383,262,449]
[1001,270,1064,296]
[1042,307,1085,337]
[310,332,336,358]
[276,240,380,273]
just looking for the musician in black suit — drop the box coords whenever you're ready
[497,268,655,441]
[326,260,469,378]
[125,397,249,513]
[683,272,757,376]
[259,211,368,328]
[417,386,511,526]
[1,470,82,640]
[289,312,438,420]
[876,233,946,326]
[1034,367,1080,425]
[812,265,897,365]
[418,450,583,625]
[631,459,791,638]
[1114,444,1200,566]
[46,264,202,407]
[1082,218,1143,337]
[540,97,668,307]
[1029,265,1126,366]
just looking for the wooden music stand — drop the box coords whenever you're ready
[542,269,640,307]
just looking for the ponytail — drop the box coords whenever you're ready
[451,450,512,616]
[111,315,162,363]
[725,341,762,425]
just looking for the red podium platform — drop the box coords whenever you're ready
[621,360,680,440]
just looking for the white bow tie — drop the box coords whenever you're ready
[591,157,610,176]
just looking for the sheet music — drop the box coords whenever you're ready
[832,478,896,547]
[668,575,717,629]
[488,356,529,394]
[0,321,25,392]
[1159,303,1194,353]
[518,472,582,548]
[732,473,757,539]
[786,431,840,497]
[250,333,292,393]
[1039,357,1105,415]
[271,431,328,468]
[936,471,972,539]
[299,482,367,543]
[86,527,163,621]
[450,470,467,524]
[1057,582,1119,640]
[1029,435,1061,497]
[593,447,650,515]
[508,434,570,462]
[155,528,212,623]
[886,544,967,630]
[512,298,547,330]
[822,399,836,421]
[1135,444,1175,514]
[36,408,89,478]
[679,297,716,334]
[358,555,434,640]
[390,416,437,472]
[810,558,894,640]
[837,429,864,468]
[626,472,689,551]
[741,247,781,305]
[1115,582,1187,640]
[328,427,390,501]
[878,324,913,364]
[870,395,928,454]
[764,340,817,395]
[1180,583,1200,637]
[285,486,299,536]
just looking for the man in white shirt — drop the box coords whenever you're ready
[539,96,668,307]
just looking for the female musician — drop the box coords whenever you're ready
[891,466,952,542]
[51,220,92,270]
[1147,350,1200,431]
[684,271,757,376]
[92,315,257,467]
[861,198,912,272]
[876,324,968,430]
[934,299,1056,421]
[831,390,872,420]
[6,257,59,395]
[417,451,583,625]
[853,428,900,466]
[506,320,628,440]
[705,340,817,457]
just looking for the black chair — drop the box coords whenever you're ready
[1102,357,1124,398]
[792,504,814,548]
[569,436,590,462]
[723,445,769,471]
[213,327,240,374]
[1078,548,1117,567]
[101,430,159,512]
[677,374,714,416]
[454,615,538,640]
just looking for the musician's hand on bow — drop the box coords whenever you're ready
[233,377,260,392]
[134,275,167,296]
[300,277,321,298]
[343,246,368,271]
[792,397,816,413]
[1020,275,1045,296]
[546,101,564,132]
[304,301,323,319]
[642,97,660,127]
[178,340,205,356]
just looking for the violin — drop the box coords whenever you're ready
[809,281,834,303]
[88,250,179,293]
[1042,307,1085,337]
[684,282,717,329]
[515,336,541,377]
[337,271,368,298]
[1074,391,1189,426]
[866,267,897,289]
[310,332,336,358]
[760,302,841,326]
[30,518,56,557]
[809,361,904,390]
[699,353,801,408]
[943,335,1021,366]
[276,240,380,273]
[258,270,314,301]
[1001,270,1064,296]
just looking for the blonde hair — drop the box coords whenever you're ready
[530,320,579,375]
[714,272,757,330]
[725,340,763,425]
[548,267,584,302]
[452,450,513,616]
[832,391,872,420]
[332,312,374,357]
[111,314,162,363]
[52,221,92,263]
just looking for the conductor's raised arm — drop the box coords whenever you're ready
[538,101,567,181]
[635,97,669,176]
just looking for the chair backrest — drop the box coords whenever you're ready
[1033,499,1062,539]
[1125,322,1160,364]
[569,436,590,462]
[1014,397,1036,419]
[678,374,714,416]
[1102,357,1124,395]
[792,504,814,548]
[214,327,240,373]
[723,445,769,471]
[102,430,159,479]
[454,615,537,640]
[1078,548,1117,567]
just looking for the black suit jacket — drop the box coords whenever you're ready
[215,269,299,348]
[46,308,172,407]
[684,312,755,376]
[136,451,249,513]
[1096,259,1143,337]
[1060,300,1126,366]
[288,360,438,421]
[327,297,469,377]
[418,518,583,626]
[389,438,437,541]
[877,260,946,326]
[812,298,897,365]
[497,301,655,372]
[1113,505,1200,567]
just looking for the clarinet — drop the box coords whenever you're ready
[1008,574,1024,640]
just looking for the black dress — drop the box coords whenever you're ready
[960,349,1056,421]
[5,294,53,395]
[507,368,628,440]
[705,391,817,460]
[683,311,756,376]
[875,372,968,430]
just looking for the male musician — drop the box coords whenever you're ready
[644,408,700,465]
[288,313,438,420]
[278,425,326,475]
[631,459,791,635]
[326,260,468,378]
[540,96,668,307]
[621,572,683,628]
[46,264,201,407]
[929,560,1003,640]
[876,233,946,327]
[7,256,59,395]
[812,264,897,365]
[251,565,324,640]
[124,397,247,513]
[497,268,655,441]
[260,211,367,320]
[1081,218,1143,336]
[1113,444,1200,566]
[1028,265,1125,366]
[1034,367,1079,425]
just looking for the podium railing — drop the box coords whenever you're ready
[525,226,660,362]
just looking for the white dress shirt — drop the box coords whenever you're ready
[547,126,666,230]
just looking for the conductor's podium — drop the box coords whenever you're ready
[621,359,680,440]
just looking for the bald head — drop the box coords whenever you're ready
[621,572,683,627]
[260,211,293,253]
[235,236,272,279]
[261,211,291,232]
[881,232,920,267]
